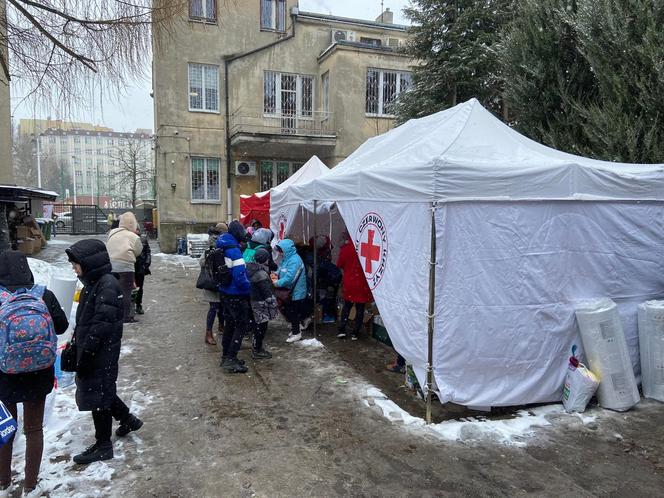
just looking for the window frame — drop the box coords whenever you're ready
[189,0,217,23]
[321,71,330,117]
[263,71,314,120]
[188,63,220,114]
[365,68,412,118]
[190,156,222,203]
[259,160,302,191]
[260,0,287,32]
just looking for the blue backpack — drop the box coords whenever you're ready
[0,285,58,374]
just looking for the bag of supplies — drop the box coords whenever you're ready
[562,347,599,413]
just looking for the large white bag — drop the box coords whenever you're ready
[637,300,664,402]
[562,355,599,413]
[575,299,639,411]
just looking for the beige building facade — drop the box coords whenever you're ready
[153,1,413,251]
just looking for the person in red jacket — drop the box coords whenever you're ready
[336,232,372,340]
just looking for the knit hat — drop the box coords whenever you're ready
[214,222,228,234]
[254,248,270,265]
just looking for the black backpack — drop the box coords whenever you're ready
[206,247,234,287]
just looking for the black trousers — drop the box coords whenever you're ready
[92,395,131,443]
[253,322,268,352]
[339,300,365,335]
[282,299,308,335]
[135,272,145,307]
[221,296,250,359]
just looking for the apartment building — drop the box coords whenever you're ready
[18,119,154,209]
[152,0,414,252]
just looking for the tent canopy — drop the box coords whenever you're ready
[276,98,664,206]
[272,99,664,408]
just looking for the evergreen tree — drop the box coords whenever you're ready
[394,0,513,124]
[499,0,597,155]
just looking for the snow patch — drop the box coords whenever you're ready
[28,258,76,286]
[296,338,324,348]
[153,253,200,268]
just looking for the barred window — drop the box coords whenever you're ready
[260,160,300,190]
[261,0,286,31]
[190,0,216,22]
[191,157,220,202]
[365,69,412,116]
[263,71,314,119]
[188,63,219,112]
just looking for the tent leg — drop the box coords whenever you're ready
[313,200,318,340]
[426,202,437,425]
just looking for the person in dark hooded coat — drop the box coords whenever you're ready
[65,239,143,465]
[0,250,68,494]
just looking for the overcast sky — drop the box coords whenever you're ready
[12,0,411,133]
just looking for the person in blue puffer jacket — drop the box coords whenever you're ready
[216,220,251,373]
[275,239,308,343]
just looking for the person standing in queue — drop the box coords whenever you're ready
[274,239,308,343]
[65,240,143,465]
[216,221,251,374]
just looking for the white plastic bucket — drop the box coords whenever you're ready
[48,275,77,319]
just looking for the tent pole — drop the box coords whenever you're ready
[426,202,437,425]
[313,200,318,339]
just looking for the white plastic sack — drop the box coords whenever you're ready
[562,361,599,413]
[575,299,640,411]
[637,301,664,402]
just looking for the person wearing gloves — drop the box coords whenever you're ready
[0,251,69,497]
[199,222,228,345]
[246,247,279,359]
[216,221,251,374]
[274,239,308,343]
[106,212,143,323]
[65,239,143,465]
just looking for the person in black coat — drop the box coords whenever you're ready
[65,239,143,465]
[133,233,151,315]
[0,250,69,494]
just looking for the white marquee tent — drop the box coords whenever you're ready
[273,98,664,409]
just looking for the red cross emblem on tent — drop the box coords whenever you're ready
[277,213,287,241]
[355,212,388,290]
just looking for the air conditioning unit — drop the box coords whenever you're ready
[332,30,355,43]
[234,160,257,176]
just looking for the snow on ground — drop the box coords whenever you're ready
[296,338,324,348]
[153,253,200,270]
[361,386,603,447]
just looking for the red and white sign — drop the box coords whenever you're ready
[277,212,288,241]
[355,212,388,289]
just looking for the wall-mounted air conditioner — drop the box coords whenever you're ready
[234,161,257,176]
[332,30,355,44]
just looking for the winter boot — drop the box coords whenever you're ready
[251,349,272,360]
[136,304,144,315]
[220,356,245,366]
[73,441,114,465]
[116,414,143,437]
[221,357,248,374]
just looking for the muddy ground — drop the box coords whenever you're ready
[37,236,664,497]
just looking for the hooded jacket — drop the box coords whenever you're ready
[0,250,69,403]
[216,222,250,296]
[336,240,373,304]
[66,239,124,411]
[275,239,307,301]
[106,212,143,273]
[243,228,277,271]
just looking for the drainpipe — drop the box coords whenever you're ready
[224,13,297,221]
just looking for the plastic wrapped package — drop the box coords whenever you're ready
[637,301,664,402]
[562,356,599,413]
[575,299,639,411]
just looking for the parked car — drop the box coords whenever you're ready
[55,212,107,229]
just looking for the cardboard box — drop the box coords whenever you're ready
[16,226,31,239]
[17,238,35,256]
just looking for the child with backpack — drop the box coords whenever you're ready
[0,250,69,496]
[246,248,279,359]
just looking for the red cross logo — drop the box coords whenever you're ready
[360,229,381,274]
[279,222,285,240]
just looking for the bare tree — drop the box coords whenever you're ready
[109,136,153,209]
[11,131,37,185]
[1,0,186,109]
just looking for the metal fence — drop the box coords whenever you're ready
[52,204,108,235]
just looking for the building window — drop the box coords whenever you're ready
[261,0,286,31]
[60,137,67,145]
[85,137,92,144]
[322,72,329,115]
[188,63,219,112]
[191,157,220,202]
[366,69,412,117]
[190,0,216,22]
[74,136,81,144]
[360,37,382,47]
[259,160,302,191]
[107,138,114,145]
[263,71,313,118]
[75,170,82,178]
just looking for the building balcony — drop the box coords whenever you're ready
[230,107,337,159]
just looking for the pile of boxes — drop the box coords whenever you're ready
[16,225,46,255]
